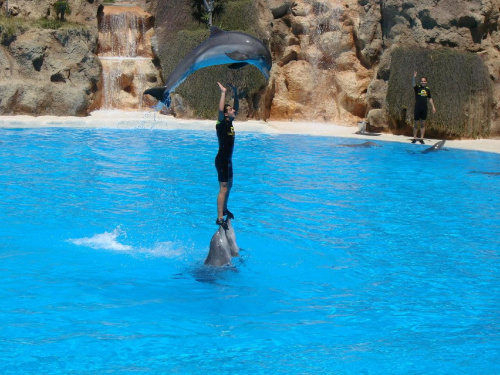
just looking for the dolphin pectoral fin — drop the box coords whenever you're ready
[257,66,270,80]
[210,26,225,37]
[226,51,249,61]
[228,62,249,70]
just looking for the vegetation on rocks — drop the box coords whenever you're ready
[0,14,86,43]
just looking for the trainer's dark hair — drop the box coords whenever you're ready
[420,76,428,81]
[224,104,231,114]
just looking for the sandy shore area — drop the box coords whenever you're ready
[1,110,499,154]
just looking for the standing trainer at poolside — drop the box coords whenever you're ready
[215,82,238,228]
[412,71,436,144]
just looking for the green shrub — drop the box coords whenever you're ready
[0,14,85,43]
[37,17,64,29]
[0,15,26,42]
[35,17,85,30]
[386,47,493,138]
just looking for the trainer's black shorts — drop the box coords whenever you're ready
[414,106,428,121]
[215,157,233,182]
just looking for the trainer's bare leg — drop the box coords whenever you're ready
[223,178,233,215]
[217,178,232,221]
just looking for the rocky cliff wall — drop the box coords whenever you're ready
[264,0,500,135]
[0,0,101,115]
[0,27,101,116]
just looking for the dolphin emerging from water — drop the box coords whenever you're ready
[144,26,272,106]
[205,226,231,267]
[204,219,240,267]
[422,140,446,153]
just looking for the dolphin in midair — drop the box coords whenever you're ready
[422,140,446,153]
[144,26,272,106]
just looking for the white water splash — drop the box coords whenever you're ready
[69,227,185,258]
[69,227,132,251]
[141,241,184,258]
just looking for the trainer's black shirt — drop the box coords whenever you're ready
[414,85,432,107]
[216,112,235,161]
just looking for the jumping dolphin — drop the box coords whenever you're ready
[205,226,232,267]
[144,26,272,105]
[422,140,446,153]
[225,219,239,257]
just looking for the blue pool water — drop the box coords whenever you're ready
[0,127,499,374]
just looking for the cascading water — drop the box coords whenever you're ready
[96,4,161,110]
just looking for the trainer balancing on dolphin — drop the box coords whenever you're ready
[412,71,436,144]
[143,27,272,106]
[203,83,240,267]
[215,82,238,229]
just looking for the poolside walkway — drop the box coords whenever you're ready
[1,111,499,154]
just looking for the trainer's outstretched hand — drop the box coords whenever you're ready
[217,82,226,92]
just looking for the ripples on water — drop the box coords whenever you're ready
[0,128,499,374]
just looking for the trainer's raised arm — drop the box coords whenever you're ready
[218,82,226,112]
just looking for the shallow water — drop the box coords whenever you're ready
[0,128,499,374]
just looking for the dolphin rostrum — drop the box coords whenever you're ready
[205,226,232,267]
[422,140,446,153]
[144,26,272,106]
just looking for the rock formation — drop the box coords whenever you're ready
[0,0,101,115]
[0,27,101,116]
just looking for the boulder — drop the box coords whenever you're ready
[367,108,388,132]
[0,28,101,116]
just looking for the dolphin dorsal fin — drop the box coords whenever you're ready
[210,26,225,37]
[226,51,249,61]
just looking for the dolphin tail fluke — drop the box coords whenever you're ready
[144,87,171,106]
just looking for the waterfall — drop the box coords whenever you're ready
[96,4,161,110]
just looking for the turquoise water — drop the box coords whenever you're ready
[0,127,499,374]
